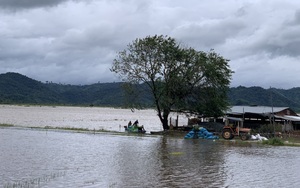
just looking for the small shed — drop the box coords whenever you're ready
[226,105,300,130]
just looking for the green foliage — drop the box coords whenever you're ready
[262,137,284,146]
[252,124,282,134]
[111,35,233,129]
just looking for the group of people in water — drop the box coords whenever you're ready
[128,120,145,132]
[128,120,138,127]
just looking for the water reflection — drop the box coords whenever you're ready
[151,137,226,187]
[223,145,300,188]
[1,128,300,188]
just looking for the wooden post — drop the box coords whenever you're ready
[169,117,172,130]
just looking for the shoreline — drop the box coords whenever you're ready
[2,124,300,147]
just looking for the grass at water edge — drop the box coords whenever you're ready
[0,123,14,127]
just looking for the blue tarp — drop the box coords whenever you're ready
[184,127,219,139]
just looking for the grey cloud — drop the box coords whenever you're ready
[290,9,300,24]
[229,54,300,89]
[173,19,246,50]
[1,0,300,89]
[0,0,70,9]
[273,9,300,57]
[218,5,300,61]
[249,12,300,58]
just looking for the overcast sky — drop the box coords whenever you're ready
[0,0,299,89]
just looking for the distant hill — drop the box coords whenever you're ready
[0,72,125,106]
[0,72,62,104]
[1,72,300,111]
[228,86,300,111]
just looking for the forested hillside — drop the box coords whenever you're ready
[0,72,125,106]
[0,72,62,104]
[1,72,300,112]
[228,86,300,110]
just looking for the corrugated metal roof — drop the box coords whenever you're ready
[275,115,300,121]
[225,116,243,121]
[226,106,289,114]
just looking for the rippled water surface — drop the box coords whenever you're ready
[0,106,300,187]
[0,105,188,132]
[1,128,300,188]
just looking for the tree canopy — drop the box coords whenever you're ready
[111,35,233,130]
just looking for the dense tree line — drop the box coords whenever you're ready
[0,72,300,112]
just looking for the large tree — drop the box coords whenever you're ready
[111,35,233,130]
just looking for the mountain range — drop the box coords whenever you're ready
[1,72,300,112]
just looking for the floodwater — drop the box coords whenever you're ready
[0,105,189,133]
[0,105,300,188]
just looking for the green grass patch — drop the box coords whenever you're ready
[0,123,14,127]
[262,137,284,146]
[284,136,300,143]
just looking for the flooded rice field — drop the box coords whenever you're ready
[0,105,300,188]
[0,105,188,133]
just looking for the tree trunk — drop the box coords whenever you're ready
[162,117,169,130]
[162,109,170,130]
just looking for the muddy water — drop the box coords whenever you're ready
[0,105,300,187]
[1,128,299,188]
[0,105,188,132]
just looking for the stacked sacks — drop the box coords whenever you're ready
[184,129,198,139]
[198,127,219,139]
[184,126,219,139]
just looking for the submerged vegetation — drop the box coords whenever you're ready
[0,123,14,127]
[43,126,120,134]
[0,123,122,135]
[3,171,66,188]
